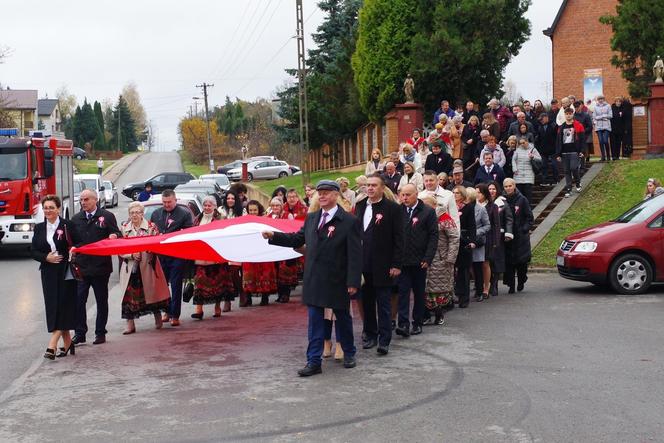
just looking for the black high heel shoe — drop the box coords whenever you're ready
[56,343,75,357]
[44,348,56,360]
[191,312,204,320]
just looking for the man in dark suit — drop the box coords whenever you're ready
[423,143,453,175]
[474,151,506,185]
[263,180,362,376]
[354,174,404,355]
[71,189,120,345]
[150,189,194,327]
[381,162,402,195]
[395,184,438,337]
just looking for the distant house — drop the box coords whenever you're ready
[0,89,38,135]
[37,98,61,134]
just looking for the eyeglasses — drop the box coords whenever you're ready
[129,210,143,215]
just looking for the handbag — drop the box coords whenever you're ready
[530,148,543,175]
[64,224,84,281]
[182,279,194,303]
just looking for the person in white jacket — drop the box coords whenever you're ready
[511,137,542,204]
[397,161,423,192]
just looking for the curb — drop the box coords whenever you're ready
[529,266,558,273]
[102,152,145,182]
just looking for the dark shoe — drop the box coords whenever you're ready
[377,346,389,355]
[191,312,204,320]
[474,293,484,302]
[343,356,357,368]
[44,348,56,360]
[481,292,489,301]
[434,307,445,325]
[72,335,86,345]
[362,338,377,349]
[508,286,516,294]
[517,282,524,292]
[297,364,322,377]
[56,343,75,357]
[93,335,106,345]
[458,302,469,308]
[411,325,422,335]
[279,295,289,303]
[395,326,410,338]
[422,316,433,325]
[260,295,269,306]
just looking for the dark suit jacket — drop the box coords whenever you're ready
[456,202,477,266]
[474,164,506,185]
[424,151,453,175]
[381,172,402,195]
[269,205,362,310]
[401,201,439,266]
[71,208,121,277]
[354,198,404,287]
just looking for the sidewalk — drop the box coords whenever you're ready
[101,152,145,183]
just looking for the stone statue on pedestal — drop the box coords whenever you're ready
[654,56,664,84]
[403,73,415,103]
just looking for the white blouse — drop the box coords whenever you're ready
[46,217,61,253]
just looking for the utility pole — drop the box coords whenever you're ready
[196,83,214,173]
[296,0,310,185]
[117,94,122,152]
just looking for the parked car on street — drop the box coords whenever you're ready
[217,160,243,175]
[199,173,231,192]
[175,180,224,206]
[103,180,119,208]
[227,159,291,181]
[557,194,664,295]
[73,179,86,213]
[74,173,107,208]
[73,147,87,160]
[122,172,195,201]
[289,165,302,176]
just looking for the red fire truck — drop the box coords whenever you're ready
[0,129,74,246]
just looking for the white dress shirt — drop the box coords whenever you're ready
[46,217,61,253]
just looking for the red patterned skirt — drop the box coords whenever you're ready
[193,264,235,305]
[277,259,299,287]
[242,262,277,295]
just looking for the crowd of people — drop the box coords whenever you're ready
[31,94,644,375]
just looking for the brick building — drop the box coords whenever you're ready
[543,0,648,151]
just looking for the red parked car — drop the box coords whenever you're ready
[557,194,664,294]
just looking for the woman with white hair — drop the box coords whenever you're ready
[190,195,235,319]
[397,161,424,192]
[118,201,170,334]
[336,176,356,210]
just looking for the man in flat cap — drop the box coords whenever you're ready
[263,180,362,377]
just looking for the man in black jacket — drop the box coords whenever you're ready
[574,101,593,169]
[355,174,404,355]
[264,180,362,376]
[71,189,121,345]
[424,143,453,175]
[381,162,402,195]
[536,113,559,185]
[150,189,193,326]
[395,184,438,337]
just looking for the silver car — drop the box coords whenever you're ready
[199,174,231,192]
[227,160,291,182]
[103,180,119,208]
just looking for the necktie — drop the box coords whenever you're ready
[86,212,92,220]
[407,206,413,219]
[318,211,329,231]
[363,203,372,231]
[486,166,491,174]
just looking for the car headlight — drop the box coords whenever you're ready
[574,241,598,253]
[10,223,35,232]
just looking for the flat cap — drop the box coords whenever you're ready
[316,180,340,192]
[452,166,464,174]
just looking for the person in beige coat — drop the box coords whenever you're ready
[397,161,424,192]
[119,202,171,334]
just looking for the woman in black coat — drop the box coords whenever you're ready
[487,181,514,296]
[453,185,477,308]
[31,195,81,360]
[503,178,533,293]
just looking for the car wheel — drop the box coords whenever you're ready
[75,154,83,160]
[608,253,653,295]
[114,196,118,207]
[131,190,141,201]
[278,171,288,178]
[247,173,253,182]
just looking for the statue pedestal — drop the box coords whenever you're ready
[647,83,664,157]
[384,103,424,153]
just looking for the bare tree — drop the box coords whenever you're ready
[121,82,147,141]
[501,79,523,106]
[55,85,77,119]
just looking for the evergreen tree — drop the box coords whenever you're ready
[93,101,106,149]
[601,0,664,98]
[109,95,138,152]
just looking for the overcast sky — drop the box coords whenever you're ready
[1,0,561,151]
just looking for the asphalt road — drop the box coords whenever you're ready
[0,272,662,442]
[0,151,183,396]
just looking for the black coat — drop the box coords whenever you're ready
[401,201,439,266]
[270,206,362,310]
[424,151,453,175]
[71,208,121,277]
[536,123,557,155]
[31,219,81,332]
[456,202,477,267]
[493,199,514,273]
[474,164,506,185]
[505,190,533,265]
[355,198,404,287]
[381,172,402,195]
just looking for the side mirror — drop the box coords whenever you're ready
[99,186,105,192]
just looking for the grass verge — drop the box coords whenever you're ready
[178,151,210,178]
[531,158,664,267]
[253,167,365,197]
[74,159,115,174]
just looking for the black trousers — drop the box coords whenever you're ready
[505,263,528,289]
[516,183,532,206]
[473,261,484,296]
[75,274,110,337]
[362,273,393,347]
[455,263,471,306]
[610,133,623,160]
[398,266,426,328]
